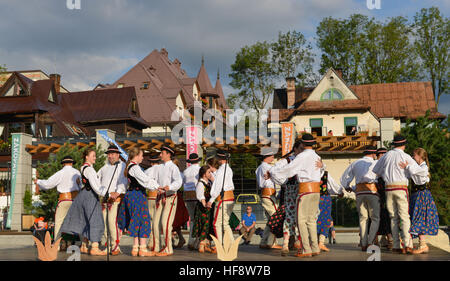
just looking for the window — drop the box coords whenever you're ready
[345,117,358,135]
[320,88,343,101]
[208,97,213,109]
[45,124,53,137]
[131,99,137,113]
[117,83,124,88]
[141,82,150,90]
[310,118,323,136]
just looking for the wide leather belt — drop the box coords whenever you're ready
[385,184,408,191]
[58,191,79,201]
[356,183,378,193]
[183,190,197,201]
[216,190,234,202]
[261,188,276,197]
[298,182,320,194]
[147,190,158,199]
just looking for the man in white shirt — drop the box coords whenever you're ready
[155,145,183,256]
[256,147,281,249]
[268,134,321,258]
[34,155,81,247]
[97,145,128,255]
[182,153,202,250]
[206,149,235,246]
[144,154,162,252]
[373,135,419,254]
[341,146,380,251]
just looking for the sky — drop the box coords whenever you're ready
[0,0,448,114]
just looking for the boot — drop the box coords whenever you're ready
[139,245,155,257]
[412,242,429,254]
[80,242,89,254]
[199,241,206,253]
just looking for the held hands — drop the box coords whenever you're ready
[158,185,170,191]
[201,200,206,208]
[206,201,212,209]
[109,192,120,200]
[398,161,408,169]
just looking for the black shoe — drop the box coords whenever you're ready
[333,239,336,244]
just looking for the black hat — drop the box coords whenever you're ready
[148,154,161,163]
[216,149,229,159]
[363,145,377,155]
[61,155,75,165]
[161,145,175,155]
[376,147,387,155]
[187,153,202,163]
[105,144,120,154]
[392,135,407,147]
[301,133,316,146]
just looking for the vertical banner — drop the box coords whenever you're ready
[97,130,128,161]
[6,134,21,228]
[186,126,199,167]
[281,122,295,156]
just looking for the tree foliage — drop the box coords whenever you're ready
[401,112,450,225]
[33,144,106,222]
[413,7,449,106]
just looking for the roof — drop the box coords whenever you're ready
[0,72,85,136]
[107,49,228,125]
[61,86,150,128]
[275,76,445,121]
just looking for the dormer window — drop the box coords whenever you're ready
[117,83,124,88]
[141,82,150,90]
[131,98,137,113]
[321,88,343,101]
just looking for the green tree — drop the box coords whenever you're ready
[413,7,449,106]
[271,30,315,87]
[401,112,450,225]
[33,144,106,222]
[229,41,276,114]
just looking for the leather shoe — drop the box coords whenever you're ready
[312,252,320,256]
[295,252,312,258]
[392,248,403,254]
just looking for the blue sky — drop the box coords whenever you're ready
[0,0,448,114]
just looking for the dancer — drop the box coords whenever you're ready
[341,146,380,251]
[60,149,118,256]
[97,145,128,255]
[117,147,159,257]
[192,165,216,253]
[207,150,235,246]
[399,148,439,254]
[155,145,183,256]
[182,153,202,250]
[317,171,344,252]
[375,147,393,249]
[269,134,322,258]
[144,154,162,251]
[256,147,281,249]
[373,135,421,254]
[34,155,81,249]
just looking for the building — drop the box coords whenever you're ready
[271,68,445,181]
[101,48,228,135]
[0,70,70,93]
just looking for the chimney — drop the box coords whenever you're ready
[160,48,168,58]
[49,74,61,93]
[286,77,296,109]
[173,58,181,70]
[335,68,343,79]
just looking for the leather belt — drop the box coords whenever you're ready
[356,183,378,193]
[261,188,276,197]
[58,191,79,201]
[183,190,197,201]
[147,190,158,199]
[216,190,234,202]
[298,182,320,194]
[385,184,408,191]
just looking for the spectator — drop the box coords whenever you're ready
[349,127,357,135]
[328,130,333,136]
[31,217,48,245]
[328,220,336,244]
[240,206,256,245]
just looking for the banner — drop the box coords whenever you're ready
[97,130,128,161]
[281,123,295,157]
[6,134,21,228]
[186,126,199,167]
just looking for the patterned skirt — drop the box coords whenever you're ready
[267,205,285,238]
[117,189,151,238]
[60,188,104,242]
[316,195,332,237]
[409,189,439,237]
[192,202,215,241]
[283,182,298,236]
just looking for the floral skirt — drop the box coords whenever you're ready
[267,205,285,238]
[283,183,298,236]
[316,195,332,237]
[409,189,439,237]
[192,202,215,241]
[117,189,151,238]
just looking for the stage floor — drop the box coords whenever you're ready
[1,243,449,261]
